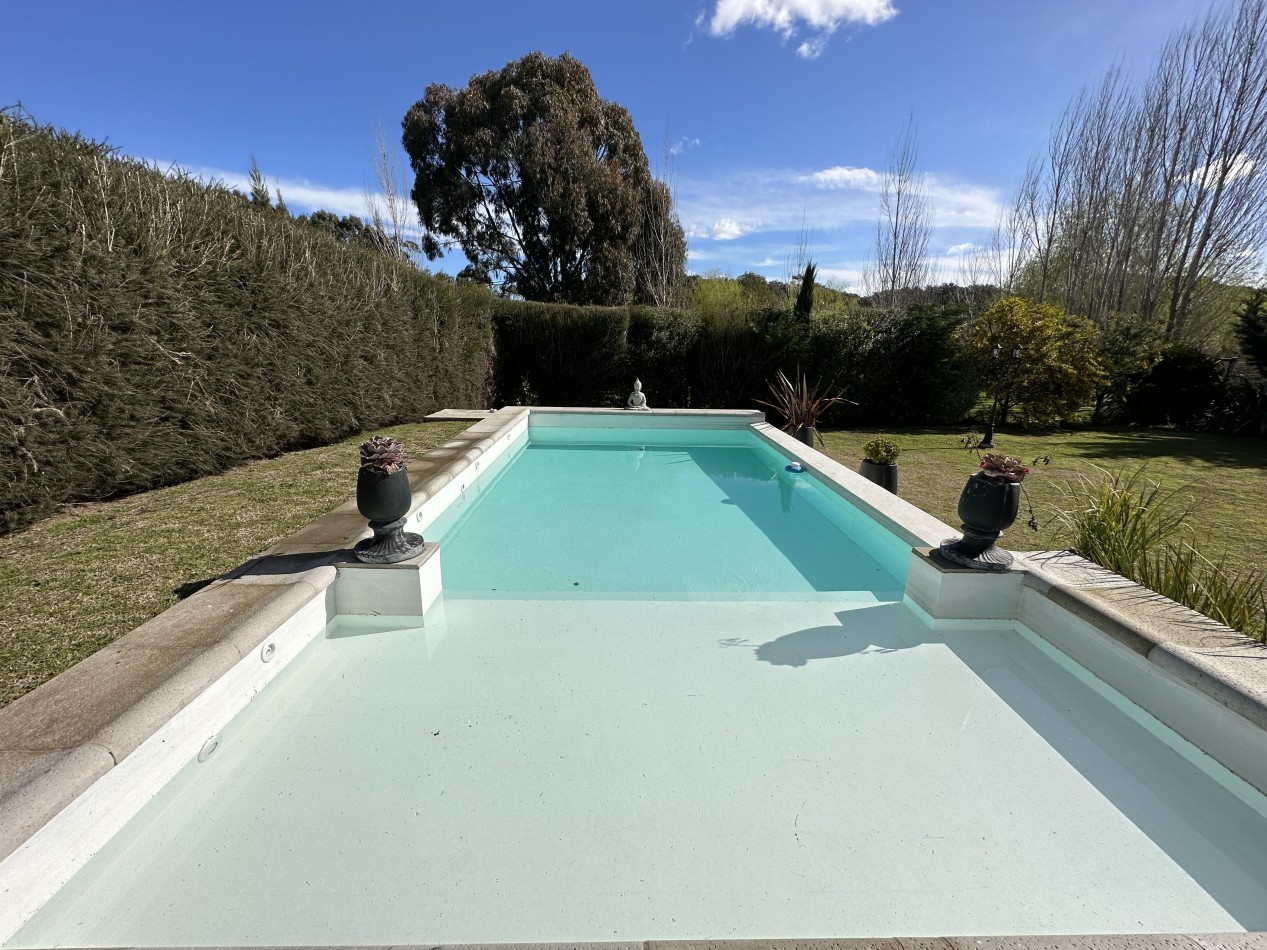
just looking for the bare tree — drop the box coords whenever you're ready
[781,210,813,302]
[365,120,420,262]
[632,136,688,308]
[1010,0,1267,341]
[864,118,932,309]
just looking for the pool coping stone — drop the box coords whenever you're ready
[1016,550,1267,733]
[83,935,1267,949]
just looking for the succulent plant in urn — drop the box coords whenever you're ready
[354,435,425,563]
[939,450,1040,572]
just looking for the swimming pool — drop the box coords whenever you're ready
[3,408,1267,946]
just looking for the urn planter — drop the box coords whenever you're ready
[858,459,899,495]
[797,426,816,447]
[354,467,425,564]
[938,472,1020,571]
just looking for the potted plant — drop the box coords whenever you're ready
[938,452,1036,571]
[353,435,425,563]
[757,369,849,447]
[858,436,901,494]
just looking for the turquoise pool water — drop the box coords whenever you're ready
[9,423,1267,946]
[425,433,907,597]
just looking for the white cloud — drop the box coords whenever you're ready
[678,166,1000,243]
[710,217,751,240]
[1191,153,1256,188]
[807,165,882,190]
[925,176,999,228]
[816,263,866,288]
[946,242,979,255]
[170,162,380,220]
[707,0,897,57]
[669,136,702,155]
[796,36,830,59]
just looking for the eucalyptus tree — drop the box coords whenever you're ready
[402,51,685,306]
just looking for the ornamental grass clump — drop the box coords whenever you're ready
[1055,466,1267,643]
[1054,467,1188,576]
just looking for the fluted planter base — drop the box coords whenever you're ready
[354,517,426,564]
[938,528,1015,572]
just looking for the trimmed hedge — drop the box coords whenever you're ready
[490,299,976,426]
[1,113,492,532]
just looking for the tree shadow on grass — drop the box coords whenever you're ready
[1053,429,1267,470]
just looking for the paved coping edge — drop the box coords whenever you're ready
[14,933,1264,948]
[1013,550,1267,733]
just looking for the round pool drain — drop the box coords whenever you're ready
[260,642,276,663]
[197,736,220,762]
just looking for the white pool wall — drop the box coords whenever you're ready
[0,570,336,941]
[2,405,1265,947]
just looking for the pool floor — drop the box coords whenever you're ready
[13,596,1267,946]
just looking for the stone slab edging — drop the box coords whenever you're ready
[49,934,1265,949]
[0,407,531,865]
[425,408,496,421]
[1016,550,1267,734]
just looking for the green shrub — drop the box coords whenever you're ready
[625,308,702,407]
[491,300,629,406]
[861,437,901,465]
[1122,344,1223,429]
[689,312,755,407]
[848,308,978,425]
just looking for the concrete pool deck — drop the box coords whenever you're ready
[2,407,1266,947]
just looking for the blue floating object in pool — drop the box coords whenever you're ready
[786,462,804,473]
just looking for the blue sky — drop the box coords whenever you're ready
[4,0,1212,289]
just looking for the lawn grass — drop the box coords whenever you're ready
[0,422,469,709]
[818,425,1267,567]
[2,420,1264,710]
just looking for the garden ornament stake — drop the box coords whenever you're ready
[979,342,1023,449]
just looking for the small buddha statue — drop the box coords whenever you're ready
[626,378,649,410]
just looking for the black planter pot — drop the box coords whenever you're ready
[797,425,816,447]
[858,459,899,495]
[356,468,411,523]
[938,472,1021,571]
[354,468,425,564]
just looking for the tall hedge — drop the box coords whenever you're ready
[1,113,492,532]
[490,298,975,426]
